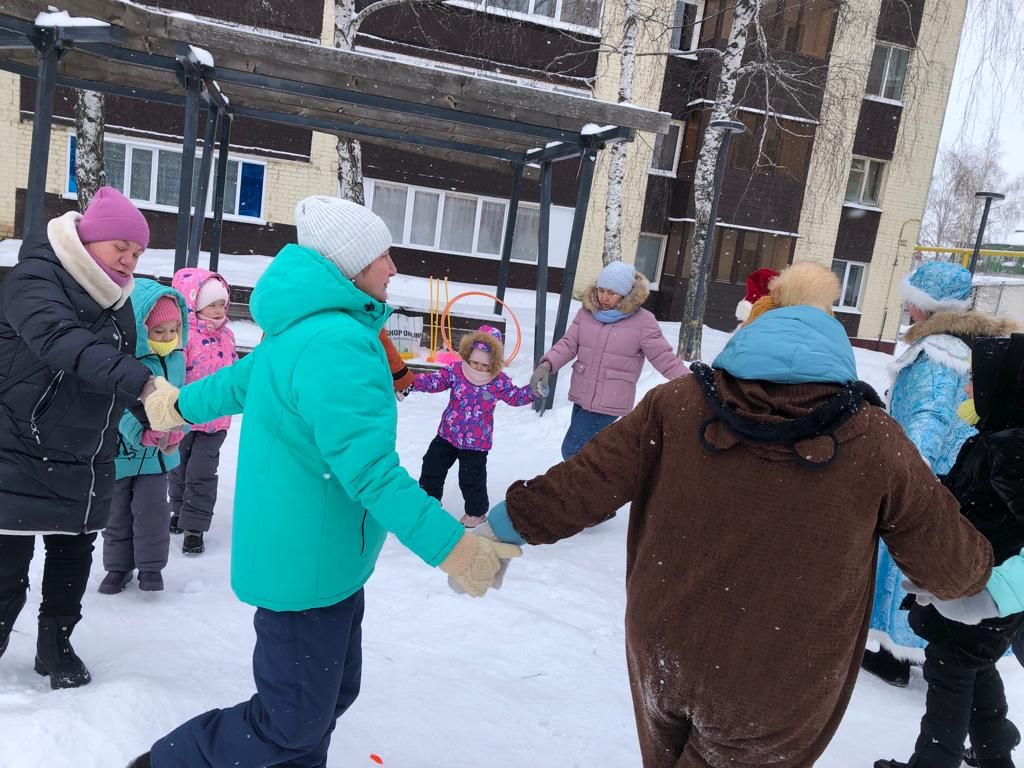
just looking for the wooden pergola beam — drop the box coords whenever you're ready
[0,0,670,140]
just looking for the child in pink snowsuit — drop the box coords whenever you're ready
[413,325,536,527]
[168,267,238,555]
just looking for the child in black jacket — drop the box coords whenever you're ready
[878,333,1024,768]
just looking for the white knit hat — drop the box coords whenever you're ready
[294,196,393,278]
[196,278,229,311]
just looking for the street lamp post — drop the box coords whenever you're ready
[684,118,746,347]
[969,191,1006,274]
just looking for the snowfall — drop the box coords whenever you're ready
[0,247,1021,768]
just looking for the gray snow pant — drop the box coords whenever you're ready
[169,430,227,533]
[102,474,171,573]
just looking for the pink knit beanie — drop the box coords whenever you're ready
[146,295,180,330]
[77,186,150,251]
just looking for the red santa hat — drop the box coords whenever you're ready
[735,268,779,323]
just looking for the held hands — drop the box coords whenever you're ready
[142,428,186,455]
[530,362,551,398]
[143,377,186,432]
[440,531,522,597]
[901,579,1000,625]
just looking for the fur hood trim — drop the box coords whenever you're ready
[47,211,133,310]
[890,333,972,379]
[582,271,650,314]
[458,330,505,376]
[890,310,1019,381]
[902,310,1018,345]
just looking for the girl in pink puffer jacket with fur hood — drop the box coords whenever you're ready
[530,260,690,460]
[167,267,238,555]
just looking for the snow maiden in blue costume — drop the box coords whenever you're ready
[865,261,1017,686]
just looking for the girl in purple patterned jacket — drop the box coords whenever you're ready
[413,325,536,527]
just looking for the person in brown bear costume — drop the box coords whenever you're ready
[483,262,994,767]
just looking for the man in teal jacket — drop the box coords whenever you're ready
[134,197,520,768]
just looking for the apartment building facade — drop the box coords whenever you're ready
[0,0,966,350]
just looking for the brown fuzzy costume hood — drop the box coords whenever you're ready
[458,330,504,376]
[903,311,1019,345]
[581,271,650,314]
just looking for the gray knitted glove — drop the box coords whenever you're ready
[530,362,551,397]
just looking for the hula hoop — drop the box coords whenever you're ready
[439,291,522,365]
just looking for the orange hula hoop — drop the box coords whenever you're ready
[439,292,522,365]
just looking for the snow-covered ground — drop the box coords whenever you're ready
[0,268,1020,768]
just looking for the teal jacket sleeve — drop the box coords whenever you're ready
[293,329,464,567]
[177,351,255,425]
[988,551,1024,617]
[118,407,145,454]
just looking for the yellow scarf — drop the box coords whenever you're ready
[148,335,179,358]
[957,398,980,426]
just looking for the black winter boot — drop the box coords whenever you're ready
[0,593,27,659]
[862,647,911,687]
[34,615,91,689]
[125,752,151,768]
[182,531,205,555]
[169,515,183,535]
[0,591,27,658]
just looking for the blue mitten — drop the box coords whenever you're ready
[487,501,526,546]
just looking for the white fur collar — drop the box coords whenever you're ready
[46,212,133,310]
[889,332,971,382]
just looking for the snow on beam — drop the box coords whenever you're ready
[0,0,670,136]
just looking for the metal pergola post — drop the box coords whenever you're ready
[494,164,525,314]
[187,105,219,268]
[533,160,553,414]
[174,64,202,272]
[543,147,598,411]
[209,112,232,273]
[23,29,60,241]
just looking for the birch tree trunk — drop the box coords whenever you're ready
[677,0,759,361]
[74,90,106,211]
[334,0,365,204]
[601,0,640,265]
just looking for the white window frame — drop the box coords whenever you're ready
[367,179,514,259]
[65,133,267,224]
[447,0,603,34]
[832,259,867,312]
[669,0,704,57]
[635,233,667,287]
[864,42,911,104]
[843,156,886,209]
[649,121,684,178]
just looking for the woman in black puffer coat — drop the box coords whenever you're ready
[0,187,154,689]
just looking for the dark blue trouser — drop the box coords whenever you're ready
[152,589,364,768]
[561,404,618,461]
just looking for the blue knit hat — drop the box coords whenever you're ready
[597,260,636,296]
[900,261,972,314]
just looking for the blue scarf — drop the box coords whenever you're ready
[592,308,632,324]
